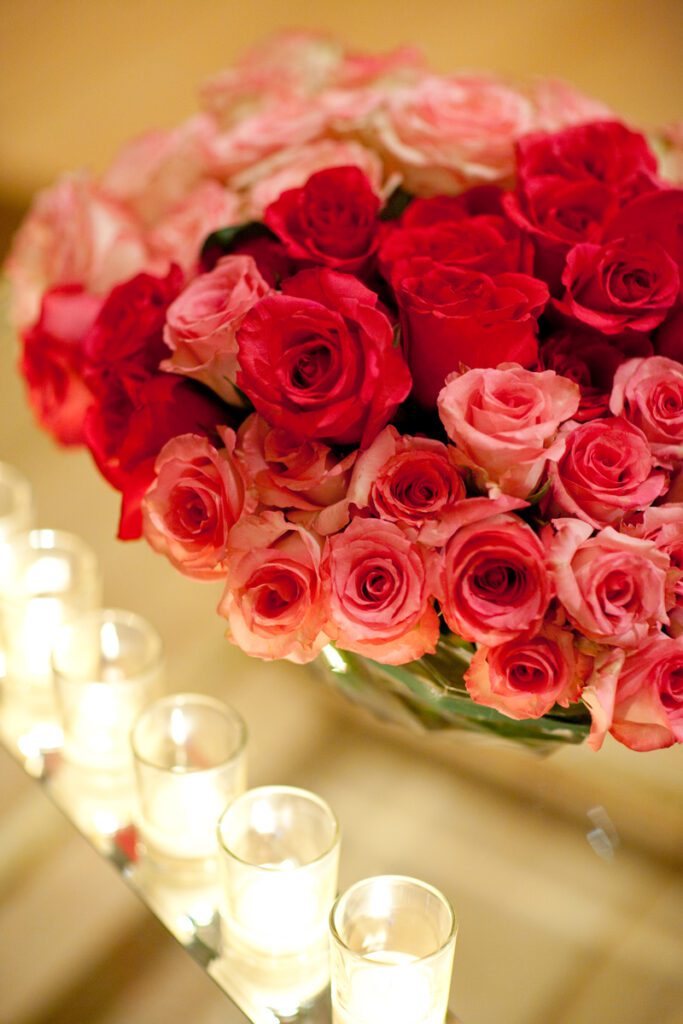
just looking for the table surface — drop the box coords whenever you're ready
[1,5,683,1022]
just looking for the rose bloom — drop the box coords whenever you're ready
[440,511,553,646]
[584,636,683,751]
[264,166,381,274]
[657,122,683,187]
[464,624,585,720]
[217,511,327,663]
[371,74,535,194]
[603,188,683,281]
[656,306,683,363]
[321,517,439,664]
[163,255,271,404]
[558,236,679,335]
[142,430,251,580]
[541,327,653,422]
[438,365,579,498]
[529,80,613,132]
[397,263,548,407]
[6,175,148,328]
[546,518,669,648]
[344,426,466,545]
[609,356,683,467]
[236,268,411,446]
[148,181,242,274]
[20,286,102,446]
[236,412,356,528]
[547,417,667,528]
[623,504,683,634]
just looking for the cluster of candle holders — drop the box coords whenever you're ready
[0,461,458,1024]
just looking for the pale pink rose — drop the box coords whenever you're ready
[148,181,242,274]
[234,139,386,218]
[465,624,586,720]
[584,636,683,751]
[162,255,271,405]
[546,518,669,648]
[609,356,683,467]
[547,417,667,528]
[438,365,580,498]
[622,505,683,633]
[321,518,440,664]
[529,79,612,132]
[142,430,251,580]
[335,45,425,88]
[440,510,552,645]
[209,99,329,178]
[370,74,535,194]
[101,115,219,226]
[6,175,148,328]
[236,413,356,530]
[217,511,327,663]
[342,426,466,545]
[655,122,683,186]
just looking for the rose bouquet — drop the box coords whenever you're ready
[5,33,683,752]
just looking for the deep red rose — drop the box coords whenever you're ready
[604,188,683,281]
[397,262,548,407]
[656,307,683,363]
[264,166,381,274]
[541,327,653,421]
[236,268,411,447]
[231,233,296,287]
[20,285,102,446]
[401,185,507,226]
[84,264,183,371]
[558,236,679,334]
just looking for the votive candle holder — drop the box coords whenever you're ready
[131,693,247,864]
[329,875,457,1024]
[0,462,33,542]
[52,608,163,771]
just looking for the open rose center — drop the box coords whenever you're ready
[169,485,214,536]
[472,558,526,602]
[660,662,683,709]
[251,567,304,620]
[599,569,637,611]
[504,649,554,692]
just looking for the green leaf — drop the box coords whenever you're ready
[379,186,414,222]
[201,221,277,261]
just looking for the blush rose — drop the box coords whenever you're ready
[609,356,683,467]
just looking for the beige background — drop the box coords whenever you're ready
[1,3,682,1023]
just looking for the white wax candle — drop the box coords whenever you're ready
[140,773,229,860]
[230,865,322,955]
[67,682,128,766]
[337,951,438,1024]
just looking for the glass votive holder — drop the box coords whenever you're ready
[217,785,340,1012]
[52,608,163,772]
[0,528,101,754]
[330,875,457,1024]
[131,693,247,865]
[0,462,34,542]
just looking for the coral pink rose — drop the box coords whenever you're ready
[546,519,669,648]
[236,413,356,527]
[6,175,148,328]
[584,636,683,751]
[371,74,534,194]
[209,98,329,178]
[142,430,250,580]
[547,417,667,528]
[397,263,548,407]
[149,182,242,274]
[609,356,683,467]
[162,255,271,405]
[20,286,102,446]
[464,624,585,720]
[344,426,466,545]
[217,511,327,663]
[623,505,683,634]
[321,518,439,664]
[440,510,553,646]
[236,269,411,447]
[438,365,579,498]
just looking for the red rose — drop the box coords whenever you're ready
[397,262,548,407]
[20,285,102,445]
[656,306,683,363]
[264,166,380,274]
[604,188,683,281]
[236,268,411,447]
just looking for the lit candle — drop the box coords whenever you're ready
[132,693,247,863]
[330,876,457,1024]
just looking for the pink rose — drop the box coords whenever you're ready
[584,636,683,751]
[210,98,328,178]
[438,365,579,498]
[622,505,683,633]
[344,426,466,545]
[440,510,553,645]
[162,255,271,405]
[321,518,439,664]
[371,74,535,194]
[657,122,683,187]
[6,175,148,328]
[236,413,356,528]
[546,519,669,648]
[149,181,242,274]
[529,80,613,132]
[547,417,667,528]
[464,624,585,720]
[142,430,251,580]
[609,356,683,467]
[217,511,327,663]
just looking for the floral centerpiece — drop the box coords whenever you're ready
[5,33,683,752]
